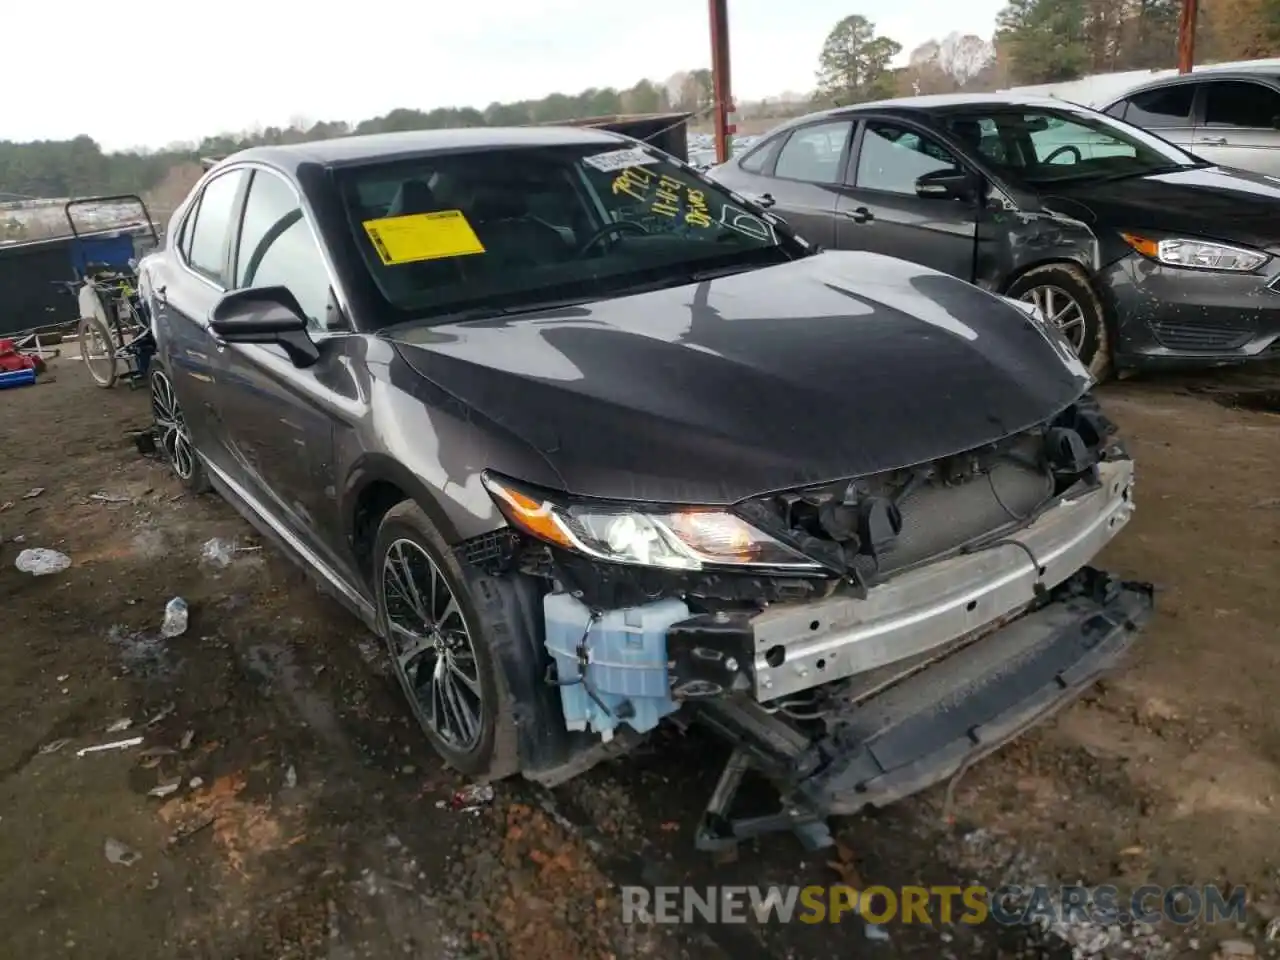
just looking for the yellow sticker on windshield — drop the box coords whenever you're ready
[361,210,485,266]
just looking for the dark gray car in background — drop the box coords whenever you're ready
[137,126,1151,848]
[708,93,1280,378]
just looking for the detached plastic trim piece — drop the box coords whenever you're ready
[792,570,1154,815]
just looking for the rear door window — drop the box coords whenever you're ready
[738,134,784,173]
[1123,86,1195,128]
[185,170,247,284]
[1203,80,1280,129]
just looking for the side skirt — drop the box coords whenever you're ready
[202,454,377,632]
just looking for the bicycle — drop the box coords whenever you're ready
[67,269,155,389]
[59,194,160,389]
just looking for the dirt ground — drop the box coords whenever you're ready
[1,356,1277,960]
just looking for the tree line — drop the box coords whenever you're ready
[3,0,1278,235]
[0,70,718,225]
[815,0,1280,107]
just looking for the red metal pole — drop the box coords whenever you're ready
[709,0,734,164]
[1177,0,1198,74]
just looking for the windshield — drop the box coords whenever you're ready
[336,142,803,323]
[940,106,1204,186]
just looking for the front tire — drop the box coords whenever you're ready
[150,366,210,493]
[1006,263,1112,381]
[373,501,519,779]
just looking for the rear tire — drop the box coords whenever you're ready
[150,365,210,493]
[78,314,117,388]
[1006,263,1112,382]
[373,501,520,780]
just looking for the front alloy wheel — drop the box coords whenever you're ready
[1006,263,1112,381]
[382,538,485,751]
[372,500,519,778]
[1018,284,1087,354]
[150,368,209,492]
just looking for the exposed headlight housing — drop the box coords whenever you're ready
[481,473,822,572]
[1121,233,1268,272]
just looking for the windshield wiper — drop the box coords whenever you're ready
[383,297,600,332]
[1089,161,1211,184]
[489,297,599,316]
[610,263,764,298]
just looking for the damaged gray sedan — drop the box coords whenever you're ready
[138,126,1153,851]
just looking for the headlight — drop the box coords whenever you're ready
[481,473,821,571]
[1121,233,1268,272]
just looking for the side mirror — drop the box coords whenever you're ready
[915,168,980,202]
[209,285,319,368]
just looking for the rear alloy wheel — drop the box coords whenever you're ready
[150,367,209,492]
[1006,263,1112,381]
[373,501,518,778]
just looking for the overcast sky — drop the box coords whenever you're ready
[6,0,1004,151]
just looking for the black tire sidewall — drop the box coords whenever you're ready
[78,315,117,388]
[372,501,504,776]
[1006,265,1112,381]
[149,363,210,493]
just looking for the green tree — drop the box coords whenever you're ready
[622,79,662,115]
[996,0,1090,83]
[673,69,714,112]
[581,88,618,116]
[483,102,532,125]
[816,15,903,105]
[1124,0,1180,69]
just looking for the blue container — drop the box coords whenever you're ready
[543,592,688,741]
[69,231,138,276]
[0,368,36,389]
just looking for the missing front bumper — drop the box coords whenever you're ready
[746,458,1136,701]
[692,567,1153,847]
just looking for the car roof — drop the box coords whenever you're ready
[841,92,1077,112]
[220,125,630,175]
[1101,66,1280,103]
[750,93,1100,142]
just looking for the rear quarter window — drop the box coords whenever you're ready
[738,134,784,173]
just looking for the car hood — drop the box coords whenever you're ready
[390,251,1091,504]
[1044,165,1280,250]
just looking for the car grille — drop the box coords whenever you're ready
[1150,318,1254,352]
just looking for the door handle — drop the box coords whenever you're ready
[752,192,776,208]
[843,206,875,224]
[1195,136,1227,145]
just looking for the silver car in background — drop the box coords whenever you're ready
[1099,66,1280,176]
